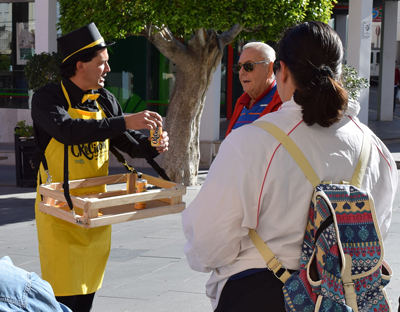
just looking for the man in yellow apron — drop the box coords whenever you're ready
[31,23,169,312]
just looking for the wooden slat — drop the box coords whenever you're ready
[84,200,98,219]
[40,182,64,191]
[39,186,87,209]
[141,174,179,189]
[39,202,86,226]
[126,173,137,194]
[158,198,172,204]
[170,195,183,205]
[81,189,127,199]
[89,186,186,210]
[88,204,185,228]
[68,174,128,189]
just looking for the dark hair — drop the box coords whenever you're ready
[59,48,99,79]
[275,21,348,127]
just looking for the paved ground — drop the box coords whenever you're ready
[1,84,400,311]
[0,165,212,312]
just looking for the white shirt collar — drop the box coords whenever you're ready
[278,95,360,117]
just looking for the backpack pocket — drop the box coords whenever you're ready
[381,259,392,288]
[314,295,352,311]
[283,270,317,312]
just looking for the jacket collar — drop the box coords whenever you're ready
[61,78,99,110]
[240,81,276,109]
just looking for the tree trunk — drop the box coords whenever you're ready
[162,37,222,185]
[162,71,207,185]
[145,25,242,185]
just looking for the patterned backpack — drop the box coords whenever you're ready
[249,121,392,312]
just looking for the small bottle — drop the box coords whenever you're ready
[134,178,148,209]
[150,126,163,147]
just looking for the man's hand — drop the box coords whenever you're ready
[125,110,163,130]
[152,131,169,154]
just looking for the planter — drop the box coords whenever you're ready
[14,134,36,187]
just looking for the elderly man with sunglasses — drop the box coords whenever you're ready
[225,42,282,137]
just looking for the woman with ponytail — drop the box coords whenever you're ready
[273,21,348,128]
[182,21,397,311]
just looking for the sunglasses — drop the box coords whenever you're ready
[232,61,268,74]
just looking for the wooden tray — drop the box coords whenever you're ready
[38,173,186,228]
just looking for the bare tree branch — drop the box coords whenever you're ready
[147,26,190,65]
[217,34,222,53]
[153,24,173,41]
[188,28,207,49]
[219,23,243,47]
[147,22,153,38]
[242,25,263,33]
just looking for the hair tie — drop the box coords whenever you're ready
[317,65,334,78]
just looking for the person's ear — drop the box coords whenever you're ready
[268,61,274,77]
[76,61,85,73]
[279,61,290,82]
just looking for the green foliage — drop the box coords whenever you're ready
[0,54,11,71]
[341,64,369,101]
[15,120,34,138]
[303,0,335,23]
[58,0,335,42]
[57,0,336,185]
[24,52,63,92]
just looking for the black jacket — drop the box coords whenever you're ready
[31,78,158,165]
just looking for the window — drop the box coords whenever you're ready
[0,1,35,109]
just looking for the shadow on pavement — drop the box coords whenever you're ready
[0,166,161,226]
[0,197,35,225]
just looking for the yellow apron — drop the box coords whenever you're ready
[35,83,111,296]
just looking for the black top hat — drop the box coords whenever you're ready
[57,22,115,64]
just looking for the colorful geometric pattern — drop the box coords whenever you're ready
[283,183,391,312]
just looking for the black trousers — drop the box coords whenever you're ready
[214,270,286,312]
[56,293,96,312]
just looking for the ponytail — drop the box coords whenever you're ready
[294,66,348,127]
[276,21,348,127]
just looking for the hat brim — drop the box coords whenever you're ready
[62,41,115,64]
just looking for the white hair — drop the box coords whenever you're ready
[243,42,276,64]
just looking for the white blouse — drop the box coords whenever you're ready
[182,98,397,310]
